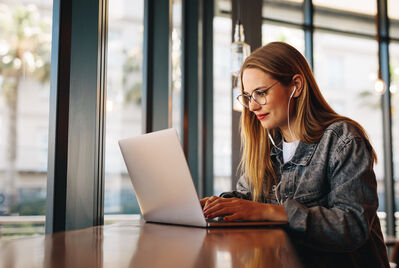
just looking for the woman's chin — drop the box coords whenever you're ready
[260,120,275,129]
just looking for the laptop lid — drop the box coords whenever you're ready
[119,128,288,228]
[119,128,207,227]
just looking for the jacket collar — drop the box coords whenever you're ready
[289,142,317,166]
[269,130,317,166]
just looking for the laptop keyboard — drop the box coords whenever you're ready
[206,217,247,223]
[206,217,225,223]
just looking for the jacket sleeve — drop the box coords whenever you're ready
[219,175,252,200]
[284,136,379,252]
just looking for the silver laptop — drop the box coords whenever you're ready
[118,128,287,227]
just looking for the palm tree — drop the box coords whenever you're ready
[0,4,51,214]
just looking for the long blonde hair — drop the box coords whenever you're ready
[239,42,377,202]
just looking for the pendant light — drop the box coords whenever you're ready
[231,0,250,111]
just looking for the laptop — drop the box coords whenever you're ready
[118,128,287,228]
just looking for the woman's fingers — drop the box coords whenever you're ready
[203,198,286,222]
[200,196,217,208]
[205,206,236,219]
[203,196,223,210]
[199,197,209,207]
[223,213,242,221]
[203,198,239,218]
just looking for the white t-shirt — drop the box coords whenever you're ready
[283,140,300,163]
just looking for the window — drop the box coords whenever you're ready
[171,0,183,137]
[314,31,384,223]
[0,0,52,239]
[105,0,144,216]
[388,0,399,39]
[263,0,303,25]
[314,0,376,36]
[262,24,304,54]
[213,1,232,195]
[262,0,304,56]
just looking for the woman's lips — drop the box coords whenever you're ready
[256,113,268,120]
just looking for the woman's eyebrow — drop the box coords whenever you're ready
[253,86,270,91]
[243,86,270,95]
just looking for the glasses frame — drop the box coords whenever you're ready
[237,80,279,108]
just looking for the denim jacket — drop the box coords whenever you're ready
[222,121,389,267]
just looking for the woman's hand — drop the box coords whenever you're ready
[199,196,212,208]
[201,196,288,222]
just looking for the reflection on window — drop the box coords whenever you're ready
[105,0,143,216]
[213,15,232,195]
[0,1,52,239]
[262,24,304,54]
[314,31,384,215]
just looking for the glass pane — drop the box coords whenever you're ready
[314,0,376,15]
[314,0,376,36]
[0,1,52,239]
[213,15,232,195]
[262,24,305,55]
[391,42,399,234]
[314,31,384,230]
[172,0,182,136]
[105,0,143,216]
[389,0,399,39]
[263,0,303,25]
[214,0,231,17]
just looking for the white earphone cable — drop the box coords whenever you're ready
[269,86,299,204]
[287,86,296,142]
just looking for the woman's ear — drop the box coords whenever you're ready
[292,74,304,98]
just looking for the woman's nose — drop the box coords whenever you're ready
[248,99,261,112]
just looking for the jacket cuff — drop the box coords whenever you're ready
[219,191,251,200]
[284,198,309,233]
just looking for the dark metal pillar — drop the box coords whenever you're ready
[201,0,214,197]
[143,0,170,133]
[181,0,214,197]
[46,0,108,233]
[182,0,200,191]
[304,0,314,69]
[377,0,395,236]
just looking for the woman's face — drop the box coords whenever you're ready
[242,68,294,134]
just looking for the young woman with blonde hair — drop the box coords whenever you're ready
[201,42,388,267]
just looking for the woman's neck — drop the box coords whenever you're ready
[280,122,298,142]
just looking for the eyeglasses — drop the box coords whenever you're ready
[237,81,279,108]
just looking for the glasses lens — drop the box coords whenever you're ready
[253,91,267,105]
[237,95,249,108]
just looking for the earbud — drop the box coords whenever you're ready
[289,86,297,99]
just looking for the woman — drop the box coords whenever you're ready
[201,42,389,267]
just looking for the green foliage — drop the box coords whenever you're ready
[10,198,46,215]
[123,54,141,74]
[0,4,51,93]
[357,90,381,110]
[124,82,142,105]
[122,49,142,105]
[277,34,287,43]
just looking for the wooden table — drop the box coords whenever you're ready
[0,219,304,268]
